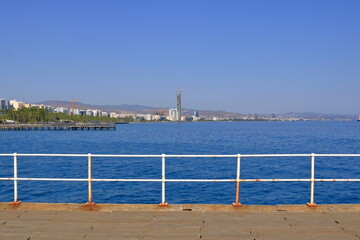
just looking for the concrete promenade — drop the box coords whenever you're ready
[1,203,360,240]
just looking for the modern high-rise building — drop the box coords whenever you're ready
[0,99,11,114]
[176,90,182,121]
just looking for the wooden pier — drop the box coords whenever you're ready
[0,123,116,131]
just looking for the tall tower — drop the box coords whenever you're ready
[176,90,182,121]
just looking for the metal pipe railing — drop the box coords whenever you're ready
[86,153,94,206]
[309,153,316,206]
[0,153,359,206]
[233,154,241,206]
[13,153,19,204]
[160,153,167,206]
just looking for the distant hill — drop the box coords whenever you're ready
[36,100,356,120]
[37,100,245,117]
[37,100,160,114]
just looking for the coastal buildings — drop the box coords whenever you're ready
[1,97,340,122]
[9,100,30,110]
[0,99,11,114]
[1,91,188,122]
[166,90,183,121]
[0,98,112,120]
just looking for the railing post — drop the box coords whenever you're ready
[233,154,242,206]
[159,153,168,206]
[11,153,21,206]
[307,153,317,207]
[85,153,95,206]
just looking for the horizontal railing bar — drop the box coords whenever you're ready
[235,154,360,157]
[93,179,162,182]
[314,179,360,182]
[1,153,360,157]
[0,178,88,181]
[240,179,360,182]
[0,178,162,182]
[312,154,360,157]
[165,179,235,182]
[90,154,165,157]
[1,178,360,182]
[1,153,360,158]
[0,154,89,157]
[237,154,311,157]
[16,154,89,157]
[0,154,232,158]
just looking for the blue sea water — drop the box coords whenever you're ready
[0,121,360,205]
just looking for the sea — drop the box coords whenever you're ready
[0,121,359,205]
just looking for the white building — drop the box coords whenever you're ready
[54,107,69,114]
[110,112,119,118]
[135,114,145,121]
[144,114,153,121]
[92,110,101,117]
[86,109,94,116]
[152,115,162,121]
[71,109,80,115]
[168,108,178,121]
[101,112,109,117]
[193,111,200,121]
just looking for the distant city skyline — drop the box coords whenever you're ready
[1,1,359,115]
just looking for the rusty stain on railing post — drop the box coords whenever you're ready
[85,153,95,206]
[307,153,317,207]
[10,153,21,207]
[233,154,242,206]
[159,154,168,206]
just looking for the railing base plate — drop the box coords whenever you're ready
[83,202,99,211]
[85,202,96,206]
[9,201,22,207]
[306,203,318,207]
[159,202,169,207]
[232,203,242,207]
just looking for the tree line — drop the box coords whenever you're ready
[0,107,133,123]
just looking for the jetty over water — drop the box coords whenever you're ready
[0,122,116,131]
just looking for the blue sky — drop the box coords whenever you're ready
[0,0,359,114]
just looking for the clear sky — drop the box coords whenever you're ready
[0,0,359,114]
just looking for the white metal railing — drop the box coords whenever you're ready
[0,153,360,206]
